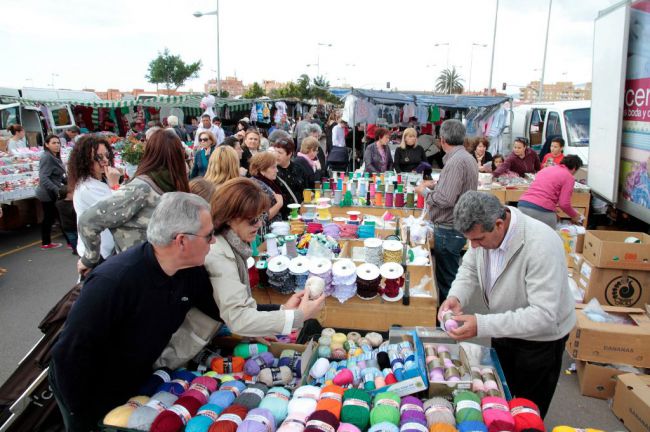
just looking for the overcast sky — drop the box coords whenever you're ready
[2,0,621,95]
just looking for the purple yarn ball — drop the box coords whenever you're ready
[244,352,276,376]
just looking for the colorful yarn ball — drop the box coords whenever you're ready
[277,412,309,432]
[370,392,401,426]
[279,350,303,377]
[368,421,400,432]
[454,392,482,423]
[239,407,277,432]
[400,396,427,427]
[341,388,372,430]
[234,383,269,410]
[401,422,429,431]
[318,345,333,359]
[128,391,178,431]
[208,390,236,410]
[288,397,318,417]
[428,423,459,432]
[234,343,270,359]
[103,396,150,427]
[322,328,336,337]
[258,366,293,387]
[339,422,362,432]
[316,384,345,418]
[305,410,341,432]
[245,352,276,376]
[293,385,322,401]
[209,404,249,432]
[185,403,224,432]
[423,398,455,427]
[139,368,172,396]
[259,387,292,425]
[331,333,348,345]
[333,369,354,386]
[481,396,514,432]
[509,398,544,432]
[310,358,331,378]
[157,370,196,396]
[365,332,384,347]
[219,380,247,398]
[150,395,202,432]
[211,356,245,374]
[458,420,488,432]
[184,376,218,406]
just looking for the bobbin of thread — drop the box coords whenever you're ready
[379,262,405,302]
[356,263,381,300]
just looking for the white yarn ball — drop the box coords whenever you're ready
[365,332,384,347]
[305,276,325,300]
[292,385,322,400]
[310,358,330,378]
[288,397,318,415]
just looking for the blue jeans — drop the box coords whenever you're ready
[433,226,467,303]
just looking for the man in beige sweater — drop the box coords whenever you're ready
[438,191,575,418]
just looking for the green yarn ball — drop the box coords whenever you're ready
[233,343,269,359]
[341,388,372,430]
[454,390,483,423]
[370,391,401,426]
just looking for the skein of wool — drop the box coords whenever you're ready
[220,380,247,398]
[508,398,544,432]
[139,368,172,396]
[185,376,219,406]
[428,424,459,432]
[128,391,178,431]
[293,386,322,401]
[279,350,303,377]
[377,352,391,370]
[185,403,225,432]
[258,366,293,386]
[103,396,150,427]
[209,389,236,410]
[234,383,269,409]
[401,422,429,431]
[246,352,277,376]
[150,395,203,432]
[368,422,399,432]
[338,423,362,432]
[340,388,371,430]
[305,410,341,432]
[209,404,249,432]
[259,387,292,425]
[158,370,197,396]
[454,392,482,423]
[211,356,245,374]
[457,421,488,432]
[481,396,514,432]
[365,332,384,347]
[423,398,455,427]
[239,407,277,432]
[235,343,270,359]
[288,397,318,418]
[400,396,427,427]
[322,328,336,338]
[370,392,401,426]
[316,384,345,418]
[277,412,309,432]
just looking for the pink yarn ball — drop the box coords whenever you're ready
[333,369,354,386]
[338,423,362,432]
[443,318,459,332]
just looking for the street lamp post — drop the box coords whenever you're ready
[539,0,553,102]
[468,43,487,93]
[434,43,450,68]
[316,42,332,76]
[488,0,499,95]
[194,1,221,95]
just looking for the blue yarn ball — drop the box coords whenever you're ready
[208,390,236,409]
[458,420,488,432]
[157,369,196,395]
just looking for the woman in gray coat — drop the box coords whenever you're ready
[363,127,393,173]
[36,134,67,249]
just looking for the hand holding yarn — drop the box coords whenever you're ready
[437,296,462,323]
[297,288,326,321]
[305,276,325,300]
[283,291,306,309]
[446,314,478,341]
[441,311,460,333]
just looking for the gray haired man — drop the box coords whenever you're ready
[438,191,575,418]
[50,192,222,431]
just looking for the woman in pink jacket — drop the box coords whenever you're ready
[518,155,584,228]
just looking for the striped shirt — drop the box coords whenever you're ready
[426,146,479,225]
[484,208,518,296]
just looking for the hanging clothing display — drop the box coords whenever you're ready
[273,101,287,123]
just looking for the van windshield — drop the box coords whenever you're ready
[564,108,590,147]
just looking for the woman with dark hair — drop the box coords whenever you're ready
[76,129,190,276]
[249,152,283,229]
[472,137,493,172]
[518,155,585,228]
[69,135,122,262]
[270,132,305,218]
[492,137,540,178]
[7,124,27,154]
[190,130,217,178]
[240,129,261,173]
[36,134,67,249]
[363,127,394,173]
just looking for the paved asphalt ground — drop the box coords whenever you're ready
[0,225,627,430]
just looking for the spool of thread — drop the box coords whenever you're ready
[395,193,405,207]
[305,410,340,432]
[245,352,276,376]
[382,240,403,264]
[481,396,514,432]
[454,391,482,423]
[509,398,544,432]
[416,193,424,209]
[235,343,270,359]
[150,395,202,432]
[234,383,269,409]
[370,392,401,426]
[316,384,345,418]
[139,368,172,396]
[423,398,455,427]
[211,356,245,374]
[406,192,415,208]
[340,388,372,430]
[260,387,292,425]
[266,233,280,257]
[209,404,249,432]
[184,376,218,406]
[104,396,150,428]
[157,370,196,396]
[303,189,314,203]
[268,260,295,295]
[185,403,225,432]
[400,396,427,427]
[256,260,269,287]
[258,366,293,387]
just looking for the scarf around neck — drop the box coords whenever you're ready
[222,227,252,289]
[254,174,282,194]
[297,152,318,171]
[147,169,176,193]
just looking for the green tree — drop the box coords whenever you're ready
[268,74,340,103]
[435,66,464,95]
[145,48,202,92]
[243,82,265,98]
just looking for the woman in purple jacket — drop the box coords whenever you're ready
[492,137,540,178]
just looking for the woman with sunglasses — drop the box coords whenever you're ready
[492,137,541,178]
[76,130,190,277]
[190,130,217,178]
[249,151,283,229]
[68,135,122,262]
[36,135,68,249]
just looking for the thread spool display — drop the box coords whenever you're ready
[303,189,314,204]
[356,263,381,300]
[379,262,404,302]
[289,256,310,292]
[256,259,269,287]
[285,234,299,258]
[382,240,403,264]
[333,189,343,205]
[385,192,394,207]
[395,192,405,208]
[309,258,333,296]
[406,192,415,208]
[332,259,358,303]
[347,210,361,223]
[357,224,376,239]
[288,203,302,220]
[247,257,259,289]
[266,233,280,257]
[267,255,293,295]
[364,238,383,266]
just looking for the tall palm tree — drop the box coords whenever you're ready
[435,67,464,94]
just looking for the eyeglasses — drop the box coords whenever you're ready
[179,231,215,243]
[199,138,210,143]
[247,213,267,226]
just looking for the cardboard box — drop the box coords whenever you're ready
[611,373,650,432]
[575,256,650,307]
[576,360,628,400]
[566,305,650,368]
[583,230,650,270]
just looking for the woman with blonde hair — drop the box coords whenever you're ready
[393,127,426,173]
[204,145,241,188]
[190,130,217,178]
